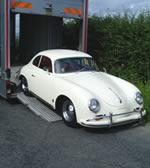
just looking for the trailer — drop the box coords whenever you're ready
[0,0,88,99]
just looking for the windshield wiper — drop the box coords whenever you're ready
[79,66,92,72]
[79,66,99,72]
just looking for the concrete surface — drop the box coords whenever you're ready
[0,97,150,168]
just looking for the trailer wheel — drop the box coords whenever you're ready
[21,77,30,96]
[61,98,77,127]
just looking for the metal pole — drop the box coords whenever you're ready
[79,0,88,53]
[0,0,10,98]
[83,0,88,53]
[0,0,10,79]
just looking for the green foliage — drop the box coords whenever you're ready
[63,11,150,82]
[88,12,150,83]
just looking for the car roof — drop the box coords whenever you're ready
[36,49,92,61]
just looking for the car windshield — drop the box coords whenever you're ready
[55,57,99,74]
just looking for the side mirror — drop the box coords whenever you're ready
[103,67,107,73]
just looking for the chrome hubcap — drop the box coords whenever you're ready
[68,105,74,112]
[22,79,28,92]
[63,101,75,122]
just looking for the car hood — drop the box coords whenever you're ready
[61,72,134,107]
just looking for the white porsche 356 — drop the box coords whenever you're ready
[19,49,146,127]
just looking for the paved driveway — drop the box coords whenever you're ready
[0,97,150,168]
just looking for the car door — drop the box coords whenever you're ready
[31,56,54,105]
[29,55,42,93]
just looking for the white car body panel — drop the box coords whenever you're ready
[20,49,146,127]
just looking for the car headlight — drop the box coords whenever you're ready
[89,99,100,113]
[135,92,143,105]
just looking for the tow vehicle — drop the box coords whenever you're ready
[0,0,88,122]
[0,0,88,99]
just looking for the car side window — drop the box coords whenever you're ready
[33,56,41,67]
[39,56,52,73]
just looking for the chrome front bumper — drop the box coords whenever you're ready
[80,108,146,128]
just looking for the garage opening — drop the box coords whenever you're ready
[11,13,63,65]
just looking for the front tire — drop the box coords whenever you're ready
[61,99,77,127]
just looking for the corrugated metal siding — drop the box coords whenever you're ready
[20,14,63,64]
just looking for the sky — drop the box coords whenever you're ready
[89,0,150,15]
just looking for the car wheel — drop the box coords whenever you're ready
[21,77,30,96]
[62,99,77,127]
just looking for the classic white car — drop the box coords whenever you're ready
[19,49,146,127]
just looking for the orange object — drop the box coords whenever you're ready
[11,1,32,8]
[65,8,82,15]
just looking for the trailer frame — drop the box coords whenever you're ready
[0,0,88,99]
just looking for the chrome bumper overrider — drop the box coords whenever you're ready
[81,108,146,128]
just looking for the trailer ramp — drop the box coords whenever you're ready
[17,92,62,122]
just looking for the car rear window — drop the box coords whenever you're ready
[33,56,41,67]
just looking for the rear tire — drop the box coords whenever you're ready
[61,98,77,127]
[21,77,30,96]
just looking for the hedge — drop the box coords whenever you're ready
[63,12,150,83]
